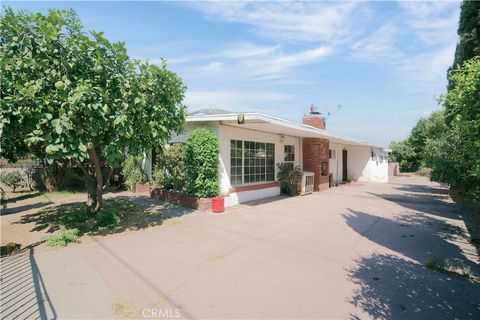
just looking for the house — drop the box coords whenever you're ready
[144,108,390,207]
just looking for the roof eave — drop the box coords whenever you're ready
[185,112,387,150]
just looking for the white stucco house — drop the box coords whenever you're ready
[144,108,390,207]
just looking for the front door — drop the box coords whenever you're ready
[342,149,348,182]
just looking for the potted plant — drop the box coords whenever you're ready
[277,163,303,196]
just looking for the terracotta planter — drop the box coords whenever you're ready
[151,188,212,211]
[135,182,151,194]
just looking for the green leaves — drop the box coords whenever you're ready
[184,128,220,197]
[1,7,186,189]
[113,114,127,126]
[46,144,60,154]
[439,57,480,200]
[54,80,65,90]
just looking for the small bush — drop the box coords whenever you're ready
[97,209,120,229]
[161,143,186,191]
[42,227,79,247]
[152,166,165,187]
[0,170,25,192]
[0,242,21,256]
[121,155,148,191]
[184,128,220,197]
[425,256,472,278]
[417,167,432,177]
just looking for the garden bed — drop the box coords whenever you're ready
[151,188,212,211]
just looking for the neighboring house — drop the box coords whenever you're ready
[144,108,390,207]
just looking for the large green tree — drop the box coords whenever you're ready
[388,140,417,172]
[448,1,480,93]
[388,111,446,173]
[0,8,187,212]
[431,57,480,200]
[451,1,480,69]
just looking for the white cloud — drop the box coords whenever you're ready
[192,45,332,80]
[143,42,281,68]
[186,1,366,43]
[398,1,459,46]
[198,61,225,73]
[184,90,292,110]
[143,57,192,65]
[397,44,456,90]
[175,1,460,90]
[216,42,280,58]
[349,2,459,89]
[245,46,332,80]
[351,24,400,60]
[397,1,458,18]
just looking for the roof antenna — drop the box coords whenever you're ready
[326,104,342,119]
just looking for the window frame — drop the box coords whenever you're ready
[230,139,276,186]
[284,145,295,171]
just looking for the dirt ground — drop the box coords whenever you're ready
[1,190,88,249]
[1,190,190,252]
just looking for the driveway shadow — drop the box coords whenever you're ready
[1,202,53,216]
[366,190,462,221]
[2,192,42,205]
[13,196,194,237]
[240,195,289,207]
[389,182,450,195]
[348,253,480,320]
[343,209,480,271]
[369,180,480,254]
[0,247,56,320]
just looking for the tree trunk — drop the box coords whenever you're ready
[85,182,97,214]
[87,143,104,213]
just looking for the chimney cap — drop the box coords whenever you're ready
[309,103,322,115]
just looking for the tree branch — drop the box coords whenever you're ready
[75,160,92,179]
[65,167,88,183]
[102,167,113,191]
[57,162,88,183]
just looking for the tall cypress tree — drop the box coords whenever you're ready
[451,1,480,70]
[447,1,480,112]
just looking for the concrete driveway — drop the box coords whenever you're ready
[2,176,479,319]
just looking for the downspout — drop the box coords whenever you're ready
[336,144,339,185]
[299,137,303,170]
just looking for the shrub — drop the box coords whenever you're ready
[96,209,120,229]
[0,170,25,192]
[42,163,66,192]
[184,128,220,197]
[425,256,472,278]
[161,144,186,191]
[416,167,431,177]
[121,155,148,191]
[42,227,79,247]
[0,242,21,256]
[152,166,165,187]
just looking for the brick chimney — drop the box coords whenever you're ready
[303,104,326,130]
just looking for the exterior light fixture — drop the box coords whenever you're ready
[237,113,245,124]
[280,135,285,143]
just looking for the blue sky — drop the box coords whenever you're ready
[5,1,460,146]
